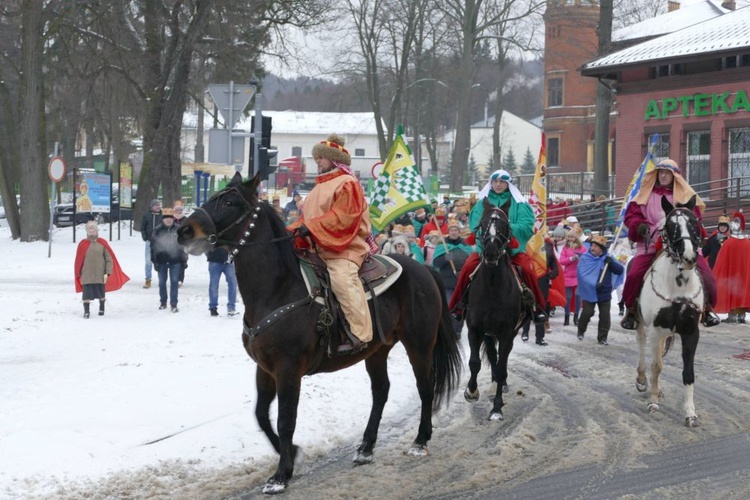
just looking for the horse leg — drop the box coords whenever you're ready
[255,368,279,453]
[648,335,665,413]
[681,331,701,427]
[483,336,501,395]
[354,350,391,464]
[635,324,648,392]
[489,334,515,421]
[464,329,483,402]
[262,372,302,495]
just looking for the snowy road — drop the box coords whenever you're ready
[230,321,750,499]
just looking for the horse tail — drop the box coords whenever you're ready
[426,266,463,410]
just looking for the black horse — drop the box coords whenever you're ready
[463,198,525,421]
[177,173,462,494]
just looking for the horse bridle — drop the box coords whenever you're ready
[480,207,511,266]
[194,186,293,262]
[660,207,701,268]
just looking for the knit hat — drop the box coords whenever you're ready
[150,199,160,210]
[312,134,351,166]
[85,221,98,233]
[552,225,565,239]
[591,234,607,250]
[162,208,174,218]
[655,158,682,176]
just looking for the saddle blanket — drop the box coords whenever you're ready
[300,254,403,306]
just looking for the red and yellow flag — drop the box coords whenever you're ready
[526,134,548,278]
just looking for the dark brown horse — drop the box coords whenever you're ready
[177,173,461,494]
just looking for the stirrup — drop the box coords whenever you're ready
[620,312,637,330]
[337,341,368,355]
[701,310,720,328]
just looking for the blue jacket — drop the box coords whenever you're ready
[577,249,624,303]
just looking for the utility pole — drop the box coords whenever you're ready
[593,0,614,198]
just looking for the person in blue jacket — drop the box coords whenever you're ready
[576,234,624,345]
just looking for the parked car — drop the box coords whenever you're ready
[54,204,101,227]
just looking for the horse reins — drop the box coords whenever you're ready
[660,207,700,268]
[481,208,511,266]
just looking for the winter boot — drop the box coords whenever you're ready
[618,300,625,317]
[573,313,579,326]
[98,300,105,316]
[143,279,151,289]
[564,315,570,326]
[210,308,219,317]
[83,302,90,319]
[621,305,638,330]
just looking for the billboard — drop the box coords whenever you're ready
[76,172,112,214]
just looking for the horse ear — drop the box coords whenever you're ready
[244,173,261,195]
[683,194,697,212]
[661,195,674,215]
[500,198,511,215]
[483,197,493,212]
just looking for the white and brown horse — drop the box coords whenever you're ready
[635,195,703,427]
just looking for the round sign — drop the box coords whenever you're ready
[371,161,383,179]
[48,156,66,183]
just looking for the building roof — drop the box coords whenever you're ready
[184,110,384,136]
[582,5,750,74]
[471,109,542,130]
[241,111,383,135]
[612,0,728,43]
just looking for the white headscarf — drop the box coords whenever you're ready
[478,169,526,204]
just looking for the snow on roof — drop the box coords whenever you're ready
[184,110,384,136]
[471,110,542,130]
[612,0,728,43]
[241,111,383,136]
[583,5,750,73]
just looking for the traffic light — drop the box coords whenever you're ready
[250,115,273,178]
[258,147,278,180]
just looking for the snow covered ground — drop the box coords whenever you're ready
[0,221,421,499]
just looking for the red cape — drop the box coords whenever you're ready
[713,237,750,312]
[74,238,130,293]
[549,253,567,307]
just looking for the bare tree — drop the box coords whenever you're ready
[438,0,543,192]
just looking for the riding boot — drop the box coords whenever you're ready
[83,302,90,319]
[564,315,570,326]
[621,305,638,330]
[701,303,720,327]
[98,300,105,316]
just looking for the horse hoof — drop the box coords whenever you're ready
[502,384,509,394]
[262,478,287,495]
[489,411,504,421]
[408,444,429,457]
[464,387,479,402]
[635,381,647,393]
[353,451,373,465]
[685,416,701,428]
[647,403,659,413]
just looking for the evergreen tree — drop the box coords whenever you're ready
[521,147,536,175]
[503,148,517,175]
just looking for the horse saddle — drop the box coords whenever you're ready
[298,251,403,305]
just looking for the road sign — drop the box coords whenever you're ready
[208,129,247,165]
[208,83,255,129]
[48,156,66,183]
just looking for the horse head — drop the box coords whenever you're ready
[177,172,261,256]
[660,194,701,270]
[479,197,511,266]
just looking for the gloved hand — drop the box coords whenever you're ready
[604,255,612,265]
[637,224,648,237]
[570,254,579,261]
[294,225,310,238]
[596,282,603,293]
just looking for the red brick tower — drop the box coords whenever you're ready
[543,0,600,173]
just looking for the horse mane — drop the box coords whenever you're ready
[258,201,300,273]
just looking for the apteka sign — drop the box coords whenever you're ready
[644,90,750,120]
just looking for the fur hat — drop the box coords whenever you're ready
[655,158,682,176]
[312,134,351,166]
[85,221,98,233]
[590,234,608,250]
[161,208,174,218]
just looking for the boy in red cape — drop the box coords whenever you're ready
[74,222,130,317]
